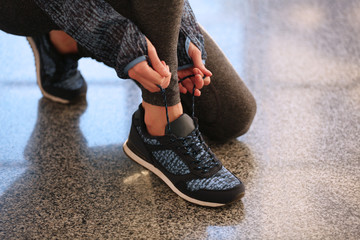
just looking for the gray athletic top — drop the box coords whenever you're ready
[33,0,206,79]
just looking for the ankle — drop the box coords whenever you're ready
[142,101,183,136]
[49,30,78,54]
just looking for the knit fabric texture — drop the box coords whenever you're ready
[186,167,241,191]
[152,150,191,175]
[177,0,207,68]
[33,0,148,80]
[33,0,206,78]
[136,126,161,146]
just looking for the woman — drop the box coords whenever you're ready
[0,0,256,206]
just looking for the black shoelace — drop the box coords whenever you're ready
[156,75,219,173]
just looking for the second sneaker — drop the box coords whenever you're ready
[27,35,87,104]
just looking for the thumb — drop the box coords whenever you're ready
[190,48,212,77]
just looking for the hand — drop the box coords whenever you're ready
[129,38,171,92]
[178,42,212,96]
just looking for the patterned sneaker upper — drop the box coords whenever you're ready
[126,75,244,205]
[133,108,242,193]
[186,166,240,191]
[28,35,86,102]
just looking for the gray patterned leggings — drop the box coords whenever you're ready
[0,0,256,141]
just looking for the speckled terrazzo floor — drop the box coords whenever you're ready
[0,0,359,239]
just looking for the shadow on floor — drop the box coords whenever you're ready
[0,98,255,239]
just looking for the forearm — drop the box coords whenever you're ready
[178,0,207,70]
[33,0,148,79]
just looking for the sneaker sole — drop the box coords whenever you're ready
[123,140,244,207]
[27,37,70,104]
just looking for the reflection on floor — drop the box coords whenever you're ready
[0,0,359,239]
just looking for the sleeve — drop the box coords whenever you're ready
[177,0,207,70]
[33,0,148,79]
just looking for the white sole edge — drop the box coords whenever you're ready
[123,140,225,207]
[26,37,70,104]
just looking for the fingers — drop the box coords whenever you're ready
[182,78,195,94]
[131,39,212,95]
[193,67,211,86]
[129,61,170,92]
[178,67,208,96]
[178,83,188,94]
[186,42,212,92]
[128,38,173,93]
[178,77,201,96]
[203,76,211,85]
[192,53,212,77]
[178,78,201,96]
[188,43,212,77]
[192,68,204,89]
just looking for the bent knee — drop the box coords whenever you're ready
[234,98,257,137]
[201,94,257,142]
[224,95,257,139]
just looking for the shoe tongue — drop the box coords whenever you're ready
[165,114,195,137]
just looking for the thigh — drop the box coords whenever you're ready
[181,26,257,142]
[0,0,58,36]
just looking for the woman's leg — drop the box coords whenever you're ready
[181,26,257,142]
[0,0,183,101]
[106,0,183,101]
[1,0,246,206]
[0,0,255,139]
[106,0,185,136]
[112,0,184,107]
[0,1,88,104]
[70,0,184,108]
[107,1,256,140]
